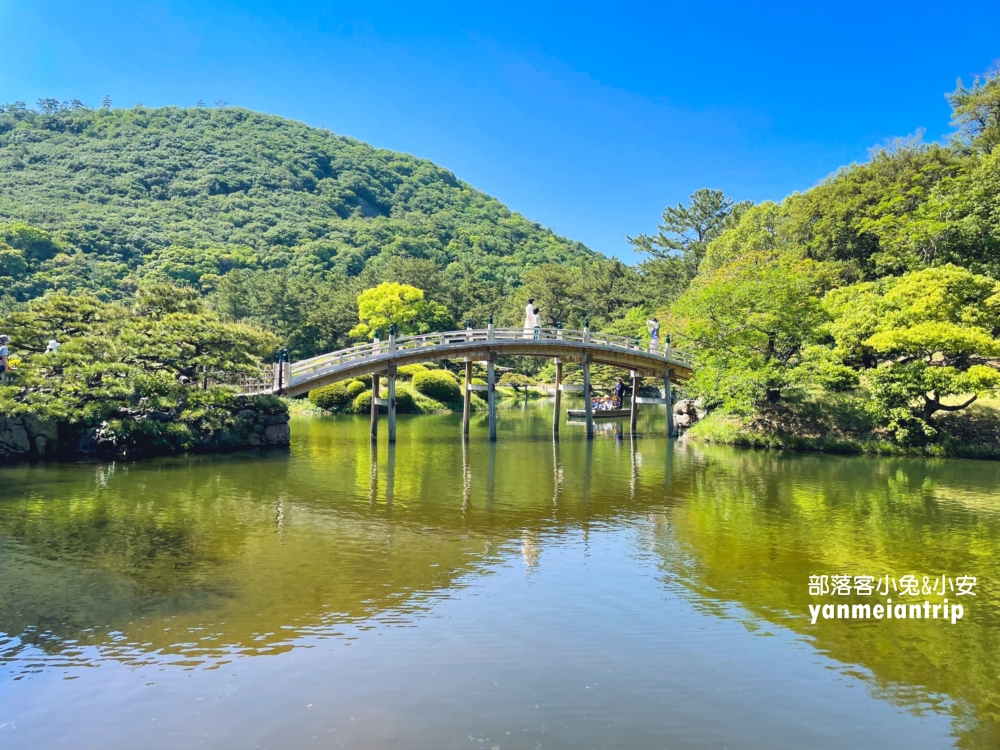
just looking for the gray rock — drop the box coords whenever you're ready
[264,424,291,445]
[247,433,261,446]
[254,424,265,433]
[674,413,694,430]
[77,428,102,454]
[23,413,59,442]
[0,425,31,454]
[237,409,258,420]
[35,436,47,456]
[258,413,290,425]
[673,399,697,417]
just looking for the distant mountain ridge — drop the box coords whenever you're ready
[0,104,595,284]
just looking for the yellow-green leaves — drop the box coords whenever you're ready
[349,282,452,340]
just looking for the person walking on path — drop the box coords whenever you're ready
[45,338,61,354]
[646,318,661,353]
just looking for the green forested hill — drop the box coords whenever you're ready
[0,104,593,307]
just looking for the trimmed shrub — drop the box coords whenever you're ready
[499,373,532,391]
[355,373,373,387]
[471,377,486,386]
[352,389,373,413]
[412,370,462,402]
[352,387,418,414]
[397,363,429,379]
[309,380,364,411]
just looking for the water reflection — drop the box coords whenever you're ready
[1,404,999,748]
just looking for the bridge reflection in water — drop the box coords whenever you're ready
[3,410,1000,748]
[253,324,695,441]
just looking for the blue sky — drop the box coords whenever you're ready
[1,1,998,260]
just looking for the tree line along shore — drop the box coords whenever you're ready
[2,63,1000,460]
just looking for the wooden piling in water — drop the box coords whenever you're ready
[487,354,497,441]
[552,359,562,435]
[387,366,397,443]
[463,359,472,436]
[665,369,675,438]
[630,371,640,434]
[370,375,379,441]
[583,357,594,439]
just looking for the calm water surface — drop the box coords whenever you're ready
[2,403,1000,749]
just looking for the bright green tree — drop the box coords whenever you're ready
[350,282,452,340]
[947,63,1000,155]
[670,252,827,411]
[825,265,1000,443]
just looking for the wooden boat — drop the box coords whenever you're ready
[566,408,630,419]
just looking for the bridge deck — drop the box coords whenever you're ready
[280,327,692,397]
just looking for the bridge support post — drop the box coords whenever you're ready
[463,359,472,436]
[370,374,379,441]
[487,352,497,441]
[552,359,562,435]
[630,371,640,434]
[665,369,676,438]
[583,356,594,439]
[387,365,397,443]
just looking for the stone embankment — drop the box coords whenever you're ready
[1,400,290,463]
[0,413,60,461]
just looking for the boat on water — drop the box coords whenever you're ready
[566,408,631,419]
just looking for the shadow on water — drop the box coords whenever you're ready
[1,399,999,747]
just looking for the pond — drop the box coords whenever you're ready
[2,402,999,749]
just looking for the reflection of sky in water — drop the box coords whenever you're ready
[2,405,999,749]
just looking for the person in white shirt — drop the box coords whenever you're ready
[647,318,661,353]
[45,339,61,354]
[524,298,536,338]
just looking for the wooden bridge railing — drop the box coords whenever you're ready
[289,327,692,384]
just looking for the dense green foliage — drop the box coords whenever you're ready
[308,379,366,412]
[411,369,462,402]
[0,285,278,454]
[664,66,1000,449]
[5,66,1000,453]
[0,102,600,355]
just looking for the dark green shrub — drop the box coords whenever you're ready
[309,380,364,411]
[397,363,428,378]
[499,372,532,391]
[352,387,418,414]
[412,370,461,402]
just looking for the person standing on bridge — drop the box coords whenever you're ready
[532,306,542,340]
[524,298,536,339]
[647,317,661,353]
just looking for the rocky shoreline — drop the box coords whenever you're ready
[0,398,290,464]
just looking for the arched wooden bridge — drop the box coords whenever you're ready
[252,325,694,441]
